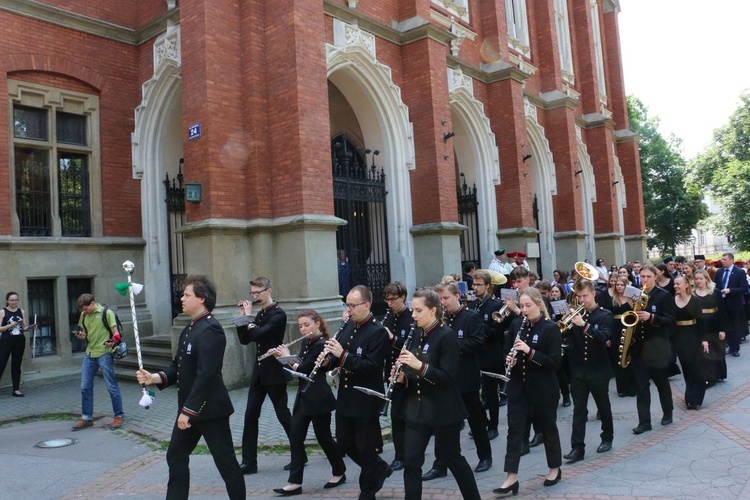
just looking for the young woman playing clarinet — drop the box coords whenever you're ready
[271,310,346,496]
[495,287,563,496]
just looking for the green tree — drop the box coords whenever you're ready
[690,91,750,250]
[627,96,708,255]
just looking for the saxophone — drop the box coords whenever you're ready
[618,288,649,368]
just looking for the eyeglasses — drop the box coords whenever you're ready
[345,302,366,310]
[383,296,402,302]
[250,289,268,296]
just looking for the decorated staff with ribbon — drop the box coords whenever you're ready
[136,275,245,500]
[119,260,153,408]
[271,309,347,496]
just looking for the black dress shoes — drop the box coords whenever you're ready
[493,480,519,496]
[529,432,544,447]
[596,441,612,453]
[520,442,530,456]
[632,423,652,435]
[474,458,492,473]
[561,395,571,407]
[543,468,562,487]
[563,448,584,462]
[487,428,499,441]
[421,467,447,481]
[240,463,257,475]
[390,459,405,471]
[376,465,393,490]
[661,415,673,425]
[272,486,302,496]
[323,474,347,489]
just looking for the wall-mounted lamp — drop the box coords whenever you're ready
[522,154,532,162]
[574,169,583,175]
[443,132,456,143]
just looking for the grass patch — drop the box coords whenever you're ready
[0,413,78,428]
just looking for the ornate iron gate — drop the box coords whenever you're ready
[164,159,187,319]
[332,134,390,313]
[457,172,481,269]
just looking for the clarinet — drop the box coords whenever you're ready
[380,324,416,416]
[302,316,349,393]
[499,316,528,396]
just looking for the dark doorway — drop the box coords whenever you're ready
[164,159,187,319]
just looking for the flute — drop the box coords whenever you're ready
[301,316,350,393]
[257,335,307,361]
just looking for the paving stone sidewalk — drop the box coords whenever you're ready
[2,353,750,498]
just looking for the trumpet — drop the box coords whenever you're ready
[302,316,349,393]
[257,335,307,361]
[491,304,512,323]
[557,302,587,333]
[499,316,528,396]
[380,324,416,416]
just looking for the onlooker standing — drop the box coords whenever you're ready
[136,275,245,500]
[72,294,125,430]
[0,292,31,397]
[713,253,748,357]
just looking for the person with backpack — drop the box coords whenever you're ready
[72,293,125,431]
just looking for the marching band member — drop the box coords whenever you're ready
[271,310,346,496]
[236,277,292,474]
[550,284,571,407]
[316,285,391,500]
[495,288,562,496]
[673,276,707,409]
[396,287,481,500]
[631,266,675,435]
[607,277,637,397]
[562,279,615,463]
[381,281,413,472]
[693,270,727,385]
[421,280,492,480]
[469,270,505,441]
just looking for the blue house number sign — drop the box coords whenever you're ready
[188,123,201,140]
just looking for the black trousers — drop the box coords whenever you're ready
[674,332,706,406]
[288,412,345,484]
[432,391,491,471]
[392,413,406,461]
[242,383,292,465]
[725,308,747,352]
[482,374,500,429]
[557,354,571,399]
[570,376,613,450]
[0,334,25,391]
[404,420,480,500]
[336,414,389,500]
[504,395,562,473]
[165,417,245,500]
[632,357,673,425]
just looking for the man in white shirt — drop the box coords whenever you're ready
[488,249,512,276]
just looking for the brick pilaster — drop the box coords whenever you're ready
[546,106,583,232]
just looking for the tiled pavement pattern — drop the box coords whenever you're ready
[3,353,750,499]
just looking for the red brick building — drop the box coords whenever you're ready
[0,0,644,385]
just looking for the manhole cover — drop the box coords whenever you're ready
[35,438,78,449]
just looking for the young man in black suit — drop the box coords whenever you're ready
[136,275,245,500]
[562,279,615,462]
[319,285,391,500]
[714,252,748,357]
[631,265,675,435]
[236,277,292,474]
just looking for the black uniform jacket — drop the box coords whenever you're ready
[469,295,505,370]
[504,316,561,406]
[383,307,414,366]
[329,313,390,418]
[402,321,468,427]
[292,335,336,416]
[566,304,614,380]
[157,311,234,422]
[714,265,748,312]
[631,286,676,368]
[236,302,291,386]
[445,305,485,394]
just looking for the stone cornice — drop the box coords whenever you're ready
[450,56,529,85]
[624,234,647,241]
[614,128,639,144]
[594,232,623,240]
[177,214,346,237]
[0,236,145,250]
[497,227,539,237]
[526,91,579,112]
[578,112,616,129]
[0,0,179,45]
[410,222,467,236]
[553,230,588,240]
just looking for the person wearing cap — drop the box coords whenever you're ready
[694,255,707,271]
[515,252,530,271]
[664,257,678,278]
[489,249,513,276]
